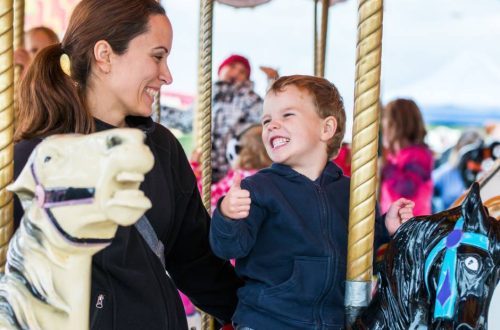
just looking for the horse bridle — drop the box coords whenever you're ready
[424,217,490,319]
[30,162,113,245]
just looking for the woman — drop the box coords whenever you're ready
[14,1,241,329]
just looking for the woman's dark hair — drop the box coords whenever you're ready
[15,0,166,141]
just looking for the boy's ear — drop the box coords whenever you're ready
[321,116,337,141]
[93,40,113,74]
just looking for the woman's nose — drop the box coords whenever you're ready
[160,63,173,85]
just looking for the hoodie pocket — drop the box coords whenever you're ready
[90,290,112,330]
[258,256,328,324]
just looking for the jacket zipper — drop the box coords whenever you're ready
[314,184,334,329]
[90,294,105,329]
[96,294,104,309]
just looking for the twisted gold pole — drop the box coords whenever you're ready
[197,0,214,329]
[0,0,14,272]
[155,91,161,123]
[345,0,383,326]
[313,0,318,76]
[316,0,329,77]
[12,0,22,115]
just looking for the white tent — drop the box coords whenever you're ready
[383,52,500,126]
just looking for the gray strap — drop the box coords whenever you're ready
[135,215,166,268]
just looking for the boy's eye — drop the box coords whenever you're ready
[283,113,294,118]
[262,119,270,126]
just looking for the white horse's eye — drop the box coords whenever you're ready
[464,256,479,272]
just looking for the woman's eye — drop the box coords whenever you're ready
[153,55,164,62]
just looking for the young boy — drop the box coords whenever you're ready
[209,75,414,329]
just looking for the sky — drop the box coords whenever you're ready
[161,0,500,138]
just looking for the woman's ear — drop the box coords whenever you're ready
[321,116,337,141]
[93,40,113,74]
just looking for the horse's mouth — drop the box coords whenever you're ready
[107,171,151,210]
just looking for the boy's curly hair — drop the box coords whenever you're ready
[267,75,346,158]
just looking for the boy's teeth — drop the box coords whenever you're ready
[272,137,290,148]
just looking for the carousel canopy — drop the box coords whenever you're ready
[216,0,346,8]
[216,0,271,8]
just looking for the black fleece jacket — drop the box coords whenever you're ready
[13,116,242,330]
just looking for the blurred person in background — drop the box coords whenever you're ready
[14,26,60,77]
[433,130,483,211]
[210,54,263,183]
[380,98,434,216]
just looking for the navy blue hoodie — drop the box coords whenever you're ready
[210,162,389,330]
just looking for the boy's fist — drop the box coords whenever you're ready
[220,172,251,220]
[385,198,415,236]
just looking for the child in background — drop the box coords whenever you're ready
[212,124,272,213]
[380,98,433,216]
[210,75,414,329]
[191,124,272,214]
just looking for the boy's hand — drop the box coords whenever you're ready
[385,198,415,236]
[220,172,251,220]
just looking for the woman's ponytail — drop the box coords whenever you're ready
[15,43,94,142]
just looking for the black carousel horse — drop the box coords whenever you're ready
[353,183,500,329]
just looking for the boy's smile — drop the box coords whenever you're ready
[261,85,334,180]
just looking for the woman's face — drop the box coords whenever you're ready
[106,14,173,119]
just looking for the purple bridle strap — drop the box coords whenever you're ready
[29,162,112,245]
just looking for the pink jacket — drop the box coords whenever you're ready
[380,145,434,216]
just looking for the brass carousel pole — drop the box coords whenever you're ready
[316,0,329,77]
[345,0,384,327]
[0,0,14,271]
[197,0,214,329]
[155,91,161,123]
[313,0,318,76]
[13,0,22,111]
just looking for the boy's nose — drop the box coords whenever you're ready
[267,120,280,130]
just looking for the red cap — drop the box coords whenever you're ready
[218,54,251,78]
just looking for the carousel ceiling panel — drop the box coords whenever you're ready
[216,0,271,8]
[216,0,347,8]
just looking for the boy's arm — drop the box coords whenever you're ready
[210,174,266,259]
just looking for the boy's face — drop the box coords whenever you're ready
[261,85,335,173]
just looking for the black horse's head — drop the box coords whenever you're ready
[361,183,500,329]
[424,183,500,329]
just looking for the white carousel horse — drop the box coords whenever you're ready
[0,129,153,330]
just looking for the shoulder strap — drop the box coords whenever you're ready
[134,215,166,268]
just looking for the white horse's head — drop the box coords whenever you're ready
[9,128,154,248]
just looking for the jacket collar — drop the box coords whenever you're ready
[94,116,156,134]
[266,161,344,184]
